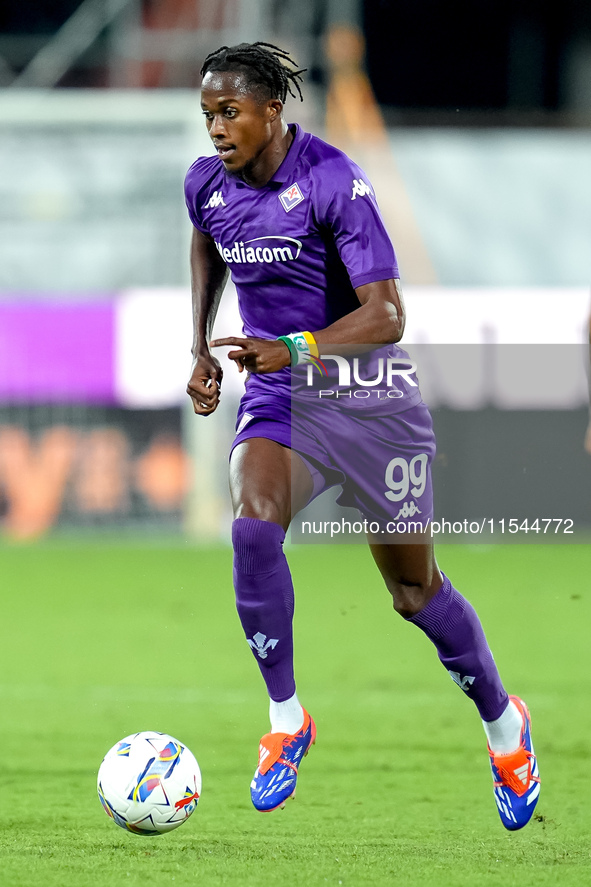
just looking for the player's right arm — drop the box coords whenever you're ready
[186,227,229,415]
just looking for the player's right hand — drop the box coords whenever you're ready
[187,352,223,415]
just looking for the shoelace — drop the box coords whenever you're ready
[494,749,538,797]
[258,725,307,773]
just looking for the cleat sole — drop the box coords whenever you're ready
[264,788,295,813]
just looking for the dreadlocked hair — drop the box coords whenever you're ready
[200,42,306,103]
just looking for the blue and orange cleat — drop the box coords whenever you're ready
[250,710,316,812]
[489,696,541,830]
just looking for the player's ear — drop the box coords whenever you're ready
[268,98,283,122]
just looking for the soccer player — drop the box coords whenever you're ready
[184,42,540,829]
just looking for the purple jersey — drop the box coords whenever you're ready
[184,123,421,413]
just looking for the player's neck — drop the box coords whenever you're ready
[240,122,294,188]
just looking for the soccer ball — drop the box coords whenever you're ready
[97,731,201,835]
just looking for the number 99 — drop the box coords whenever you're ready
[385,454,428,502]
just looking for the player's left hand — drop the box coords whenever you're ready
[210,336,291,374]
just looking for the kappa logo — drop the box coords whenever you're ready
[247,632,279,659]
[279,182,304,212]
[394,500,422,519]
[351,178,373,200]
[448,670,476,691]
[204,190,226,209]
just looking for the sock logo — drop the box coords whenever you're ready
[448,670,475,691]
[247,632,279,659]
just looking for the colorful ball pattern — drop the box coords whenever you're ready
[97,731,201,835]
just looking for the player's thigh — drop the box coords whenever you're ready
[230,436,314,530]
[367,536,442,617]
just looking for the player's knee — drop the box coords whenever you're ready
[388,579,436,619]
[233,494,286,527]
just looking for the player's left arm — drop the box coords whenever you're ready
[313,277,405,345]
[210,277,404,374]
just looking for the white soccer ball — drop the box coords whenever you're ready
[97,731,201,835]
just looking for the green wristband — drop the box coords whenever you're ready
[277,335,298,367]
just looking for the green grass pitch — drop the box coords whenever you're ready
[0,540,590,886]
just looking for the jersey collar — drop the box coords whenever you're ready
[267,123,304,185]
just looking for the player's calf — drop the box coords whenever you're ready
[232,516,296,701]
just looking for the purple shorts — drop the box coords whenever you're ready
[231,390,436,530]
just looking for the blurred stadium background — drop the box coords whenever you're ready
[0,0,590,541]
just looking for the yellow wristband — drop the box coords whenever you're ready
[277,331,319,365]
[284,331,319,365]
[301,330,319,359]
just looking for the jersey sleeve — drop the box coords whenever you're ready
[184,157,215,234]
[317,157,399,288]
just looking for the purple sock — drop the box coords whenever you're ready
[409,574,509,721]
[232,517,296,703]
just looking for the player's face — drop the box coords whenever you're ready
[200,71,283,178]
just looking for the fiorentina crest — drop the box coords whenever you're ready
[248,632,279,659]
[448,670,476,691]
[279,183,304,212]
